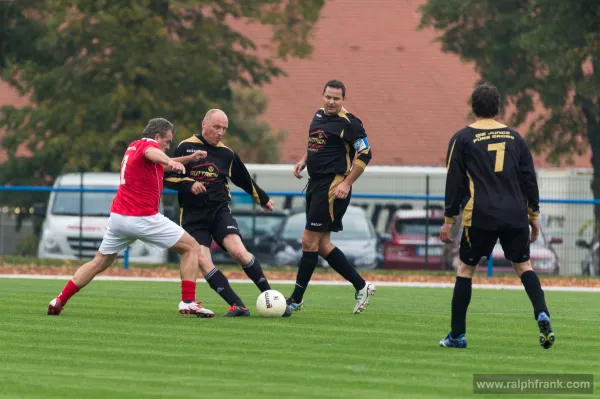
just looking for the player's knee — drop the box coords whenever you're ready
[92,252,116,272]
[457,261,476,278]
[229,245,250,263]
[301,235,319,252]
[513,260,533,276]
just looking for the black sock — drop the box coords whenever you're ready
[325,247,366,291]
[451,276,472,338]
[205,268,246,308]
[290,251,318,303]
[520,270,550,320]
[242,256,271,292]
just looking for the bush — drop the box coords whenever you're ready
[14,235,40,257]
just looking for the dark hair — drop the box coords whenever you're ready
[323,80,346,97]
[141,118,174,139]
[471,82,500,118]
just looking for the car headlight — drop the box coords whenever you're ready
[42,235,63,254]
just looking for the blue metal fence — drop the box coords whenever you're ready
[1,185,598,277]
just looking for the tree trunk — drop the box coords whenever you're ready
[587,116,600,232]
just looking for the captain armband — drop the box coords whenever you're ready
[352,137,370,152]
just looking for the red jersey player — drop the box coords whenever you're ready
[48,118,214,317]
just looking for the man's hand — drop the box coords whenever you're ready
[189,150,208,162]
[293,160,306,179]
[168,160,185,174]
[190,182,206,195]
[333,181,351,199]
[440,222,454,244]
[529,218,539,243]
[262,199,275,211]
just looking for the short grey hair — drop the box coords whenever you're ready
[141,118,174,139]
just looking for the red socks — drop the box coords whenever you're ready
[181,280,196,302]
[57,280,80,305]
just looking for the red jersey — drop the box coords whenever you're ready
[111,138,164,216]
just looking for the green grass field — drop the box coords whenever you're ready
[0,278,598,399]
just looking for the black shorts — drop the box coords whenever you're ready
[305,175,351,232]
[459,226,530,266]
[184,206,241,250]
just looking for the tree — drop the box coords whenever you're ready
[227,87,286,164]
[0,0,324,186]
[419,0,600,218]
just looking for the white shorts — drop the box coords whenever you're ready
[99,213,185,255]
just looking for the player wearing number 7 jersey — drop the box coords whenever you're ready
[48,118,215,318]
[438,83,554,350]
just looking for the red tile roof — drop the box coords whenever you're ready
[0,0,591,168]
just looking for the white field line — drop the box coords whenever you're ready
[1,274,599,292]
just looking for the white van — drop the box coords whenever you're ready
[37,172,168,264]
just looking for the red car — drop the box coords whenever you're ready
[383,208,449,270]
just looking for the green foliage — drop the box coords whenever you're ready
[420,0,599,164]
[13,234,39,257]
[419,0,600,217]
[226,87,286,163]
[0,0,324,186]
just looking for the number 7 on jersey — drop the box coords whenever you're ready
[120,155,129,185]
[487,142,506,172]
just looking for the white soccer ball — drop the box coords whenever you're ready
[256,289,287,317]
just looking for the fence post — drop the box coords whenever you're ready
[424,175,430,270]
[124,246,130,270]
[487,252,493,277]
[78,171,84,260]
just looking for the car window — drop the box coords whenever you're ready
[234,214,286,238]
[52,187,117,217]
[282,212,373,240]
[395,219,444,236]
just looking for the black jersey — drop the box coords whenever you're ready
[444,119,540,230]
[305,108,372,180]
[164,134,269,226]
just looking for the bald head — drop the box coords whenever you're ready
[202,109,229,145]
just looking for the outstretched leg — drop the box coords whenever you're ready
[48,251,117,315]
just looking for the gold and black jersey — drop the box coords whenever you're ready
[164,134,269,226]
[305,108,372,180]
[444,119,540,230]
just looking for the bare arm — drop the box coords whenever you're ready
[293,152,308,179]
[145,147,185,173]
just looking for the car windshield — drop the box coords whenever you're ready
[282,212,373,240]
[52,187,117,217]
[234,214,286,238]
[395,219,444,236]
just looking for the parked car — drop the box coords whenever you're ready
[256,205,389,269]
[576,235,600,275]
[383,207,562,274]
[210,209,289,265]
[383,208,449,270]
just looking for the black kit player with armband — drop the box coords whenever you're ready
[286,79,376,314]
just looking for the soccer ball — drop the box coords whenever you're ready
[256,289,288,317]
